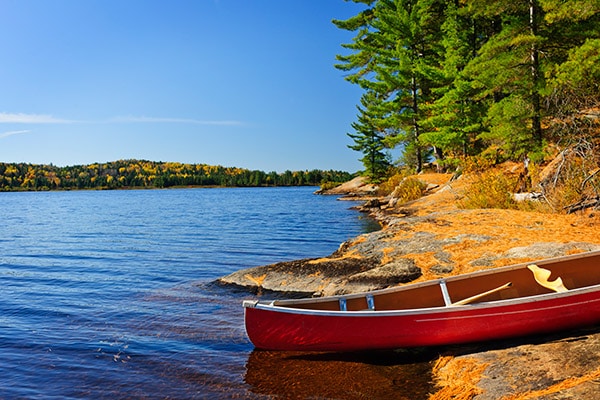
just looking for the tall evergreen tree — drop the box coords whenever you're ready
[333,1,378,90]
[421,1,487,160]
[335,0,446,173]
[543,0,600,143]
[461,0,545,158]
[347,92,391,181]
[334,1,389,180]
[370,0,446,172]
[335,0,600,169]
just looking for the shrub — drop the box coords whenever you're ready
[459,170,518,209]
[542,156,591,212]
[393,178,428,204]
[376,172,409,196]
[461,147,505,173]
[319,181,341,191]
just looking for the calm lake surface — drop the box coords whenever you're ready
[0,187,433,399]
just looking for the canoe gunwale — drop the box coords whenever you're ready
[243,251,600,317]
[244,282,600,318]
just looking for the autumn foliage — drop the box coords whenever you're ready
[0,160,353,191]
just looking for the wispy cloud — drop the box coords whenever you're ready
[0,112,244,126]
[0,130,31,139]
[111,116,243,126]
[0,113,74,124]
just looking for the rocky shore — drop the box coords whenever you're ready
[219,173,600,399]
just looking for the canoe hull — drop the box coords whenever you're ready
[244,288,600,351]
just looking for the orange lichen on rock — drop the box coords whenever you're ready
[380,247,397,264]
[401,252,441,281]
[245,273,267,287]
[418,173,455,186]
[391,196,600,278]
[308,250,364,264]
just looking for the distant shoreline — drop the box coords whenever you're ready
[0,159,354,192]
[0,183,327,193]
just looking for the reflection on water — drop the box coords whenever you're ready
[244,349,435,399]
[138,283,437,399]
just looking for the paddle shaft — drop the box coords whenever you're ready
[452,282,513,306]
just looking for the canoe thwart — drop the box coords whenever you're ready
[452,282,513,306]
[439,279,452,306]
[527,264,569,293]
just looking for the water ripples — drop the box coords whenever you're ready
[0,187,382,398]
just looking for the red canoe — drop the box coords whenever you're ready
[243,251,600,351]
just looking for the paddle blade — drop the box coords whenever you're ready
[527,264,569,293]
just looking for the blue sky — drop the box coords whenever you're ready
[0,0,367,172]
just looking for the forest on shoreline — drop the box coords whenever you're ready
[0,160,353,191]
[335,1,600,181]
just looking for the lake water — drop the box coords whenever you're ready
[0,187,434,399]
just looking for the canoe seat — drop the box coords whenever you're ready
[527,264,568,293]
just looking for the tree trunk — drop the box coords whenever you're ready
[530,0,543,145]
[412,75,422,173]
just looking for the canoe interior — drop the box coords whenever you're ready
[270,251,600,312]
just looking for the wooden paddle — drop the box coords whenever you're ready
[452,282,513,306]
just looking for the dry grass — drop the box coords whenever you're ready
[394,172,600,280]
[500,366,600,400]
[429,356,489,400]
[378,172,455,197]
[389,170,600,398]
[458,170,520,210]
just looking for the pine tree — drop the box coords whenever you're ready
[543,0,600,143]
[461,0,600,158]
[460,1,540,157]
[335,0,600,168]
[347,91,391,182]
[335,0,447,173]
[370,0,446,172]
[333,1,378,90]
[421,1,487,161]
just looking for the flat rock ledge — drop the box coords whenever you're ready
[217,208,600,296]
[219,255,422,297]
